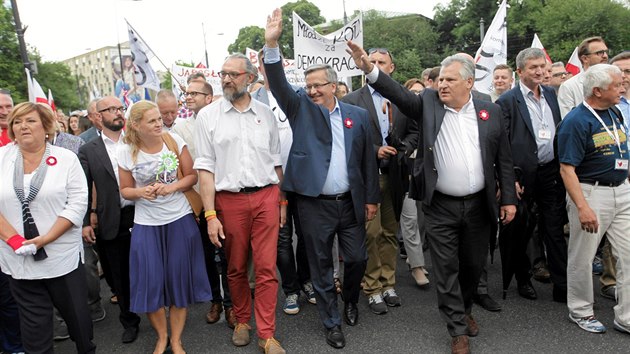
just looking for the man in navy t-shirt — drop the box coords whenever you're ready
[558,64,630,335]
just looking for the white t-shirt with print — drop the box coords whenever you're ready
[118,132,192,226]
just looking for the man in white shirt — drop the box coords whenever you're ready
[558,36,609,118]
[78,96,140,344]
[195,53,286,354]
[155,90,184,131]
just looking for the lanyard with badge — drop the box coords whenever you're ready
[531,92,552,140]
[584,101,628,170]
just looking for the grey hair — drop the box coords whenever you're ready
[225,53,257,76]
[441,55,475,80]
[515,48,546,70]
[551,61,565,69]
[304,64,338,83]
[155,89,177,104]
[582,64,622,99]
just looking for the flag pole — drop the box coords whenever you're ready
[124,19,184,89]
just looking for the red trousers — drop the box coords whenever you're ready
[216,184,279,339]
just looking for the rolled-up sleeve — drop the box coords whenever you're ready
[193,109,216,173]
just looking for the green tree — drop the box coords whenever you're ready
[31,52,82,112]
[0,2,27,102]
[361,10,440,83]
[280,0,325,58]
[227,26,265,54]
[535,0,630,62]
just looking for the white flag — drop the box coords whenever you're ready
[565,47,583,76]
[293,12,363,78]
[25,68,48,105]
[125,20,161,92]
[531,34,552,63]
[473,0,508,94]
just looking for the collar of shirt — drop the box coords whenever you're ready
[221,97,257,115]
[520,83,545,102]
[444,94,474,114]
[101,131,124,145]
[329,98,341,115]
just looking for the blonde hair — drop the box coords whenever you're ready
[7,102,57,142]
[123,100,158,163]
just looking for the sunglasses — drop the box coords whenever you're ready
[368,48,394,61]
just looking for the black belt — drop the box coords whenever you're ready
[434,189,485,201]
[538,159,557,169]
[317,192,351,201]
[239,184,272,194]
[579,179,625,187]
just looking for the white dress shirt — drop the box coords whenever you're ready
[0,145,88,279]
[193,98,282,192]
[433,98,485,196]
[102,133,134,208]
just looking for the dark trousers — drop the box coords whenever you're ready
[533,163,568,292]
[198,209,232,308]
[424,191,490,337]
[296,195,367,329]
[95,232,116,296]
[99,206,140,329]
[0,272,23,353]
[9,263,96,354]
[277,192,311,295]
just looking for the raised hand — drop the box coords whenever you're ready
[346,40,373,74]
[265,8,283,47]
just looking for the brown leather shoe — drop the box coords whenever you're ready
[258,337,286,354]
[451,335,470,354]
[225,306,237,329]
[232,323,251,347]
[465,315,479,337]
[205,303,223,324]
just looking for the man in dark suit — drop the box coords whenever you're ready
[496,48,568,303]
[78,96,140,344]
[264,9,380,349]
[347,41,517,354]
[341,48,418,314]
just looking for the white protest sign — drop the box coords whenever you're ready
[293,12,363,77]
[171,64,223,97]
[246,48,306,87]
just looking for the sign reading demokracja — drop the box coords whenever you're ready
[293,12,364,78]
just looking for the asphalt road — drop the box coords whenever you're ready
[55,252,629,353]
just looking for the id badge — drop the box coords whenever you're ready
[615,159,629,170]
[538,129,552,140]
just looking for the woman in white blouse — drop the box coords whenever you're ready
[0,102,94,353]
[118,101,211,354]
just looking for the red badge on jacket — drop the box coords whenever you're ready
[46,156,57,166]
[344,117,353,129]
[479,110,489,121]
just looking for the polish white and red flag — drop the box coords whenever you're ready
[531,34,552,63]
[25,68,49,105]
[565,47,583,76]
[47,89,57,112]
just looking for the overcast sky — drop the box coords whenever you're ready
[15,0,448,68]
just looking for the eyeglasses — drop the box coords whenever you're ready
[586,49,609,57]
[305,82,332,91]
[552,72,569,78]
[218,71,247,80]
[368,48,394,61]
[184,91,209,98]
[621,69,630,76]
[98,106,126,114]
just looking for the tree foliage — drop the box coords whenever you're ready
[227,26,265,54]
[279,0,325,58]
[0,3,27,102]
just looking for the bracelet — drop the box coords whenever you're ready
[204,210,217,219]
[279,200,288,206]
[205,215,217,221]
[6,234,26,251]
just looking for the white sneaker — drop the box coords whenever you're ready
[283,294,299,315]
[569,313,606,333]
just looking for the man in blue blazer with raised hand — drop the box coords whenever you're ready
[264,8,379,350]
